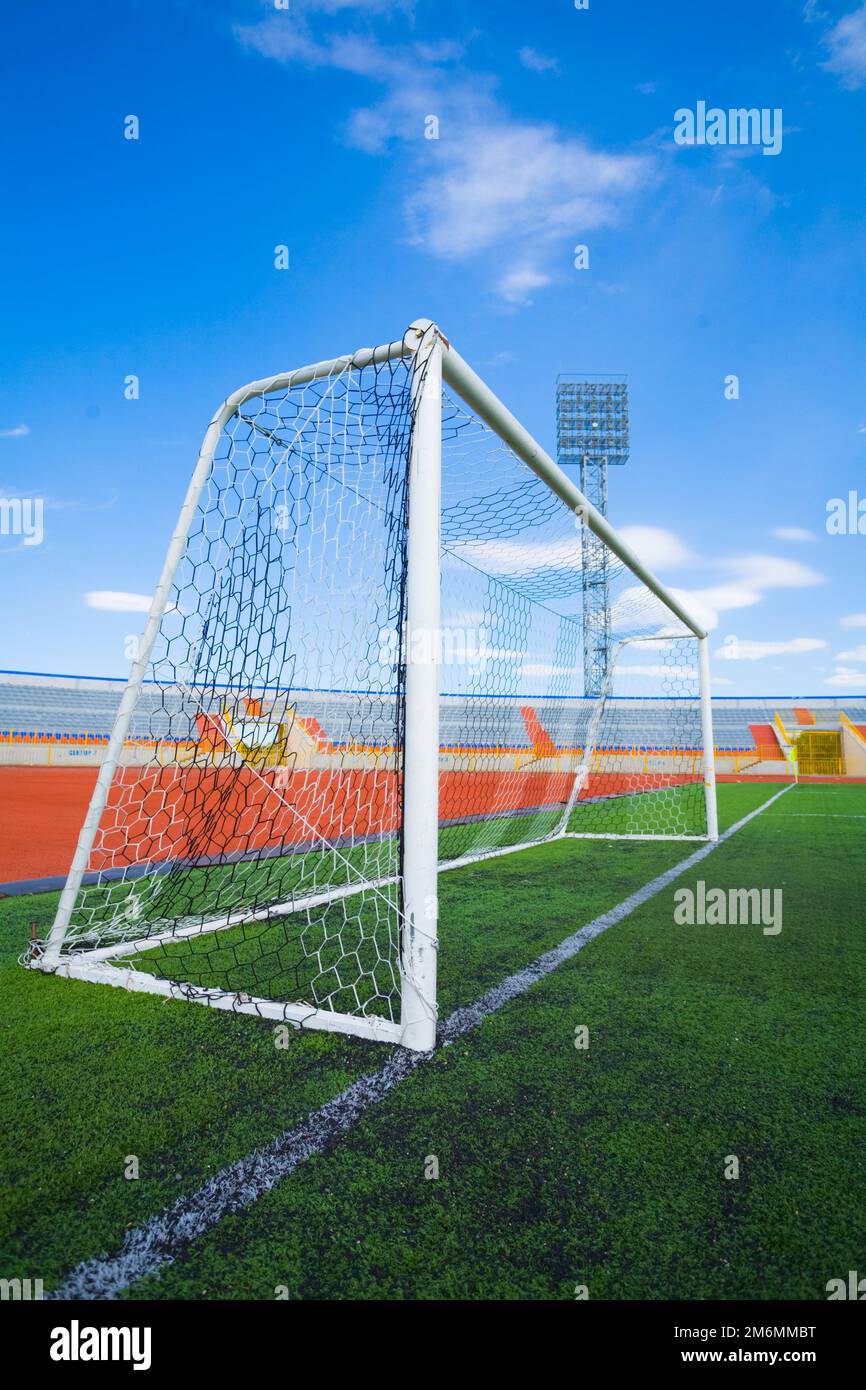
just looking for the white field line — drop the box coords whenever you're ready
[47,783,793,1300]
[761,812,866,819]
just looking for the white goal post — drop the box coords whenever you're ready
[33,319,718,1051]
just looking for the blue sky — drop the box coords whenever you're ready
[1,0,865,696]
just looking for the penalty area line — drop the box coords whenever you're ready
[48,782,793,1300]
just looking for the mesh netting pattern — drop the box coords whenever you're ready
[44,340,708,1033]
[436,393,705,858]
[57,354,414,1023]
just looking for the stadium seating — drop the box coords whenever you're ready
[1,672,864,757]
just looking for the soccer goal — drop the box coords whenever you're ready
[34,320,717,1051]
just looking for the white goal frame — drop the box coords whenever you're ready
[38,319,718,1051]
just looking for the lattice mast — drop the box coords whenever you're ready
[556,377,630,697]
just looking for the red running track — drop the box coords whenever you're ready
[1,764,705,886]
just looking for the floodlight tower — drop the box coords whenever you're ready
[556,376,630,696]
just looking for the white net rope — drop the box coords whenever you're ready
[53,355,414,1024]
[43,348,706,1027]
[436,390,705,855]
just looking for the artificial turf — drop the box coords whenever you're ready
[1,780,863,1299]
[42,780,706,1018]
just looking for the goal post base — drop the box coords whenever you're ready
[563,832,710,842]
[31,955,406,1046]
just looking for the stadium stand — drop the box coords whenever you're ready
[1,671,865,761]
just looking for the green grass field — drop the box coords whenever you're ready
[1,779,864,1299]
[43,781,706,1019]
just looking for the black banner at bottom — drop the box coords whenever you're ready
[9,1297,863,1374]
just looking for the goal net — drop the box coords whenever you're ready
[35,321,717,1049]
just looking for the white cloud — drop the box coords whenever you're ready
[772,526,814,542]
[446,538,581,575]
[236,22,432,84]
[723,553,825,591]
[497,264,551,305]
[615,663,698,681]
[617,525,694,570]
[692,583,761,613]
[519,47,559,75]
[823,4,866,88]
[441,607,485,628]
[840,612,866,628]
[0,424,29,438]
[824,665,866,687]
[616,553,826,636]
[235,14,654,300]
[715,637,827,661]
[407,122,652,266]
[611,584,719,634]
[85,591,151,613]
[521,662,578,679]
[838,644,866,662]
[449,533,825,647]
